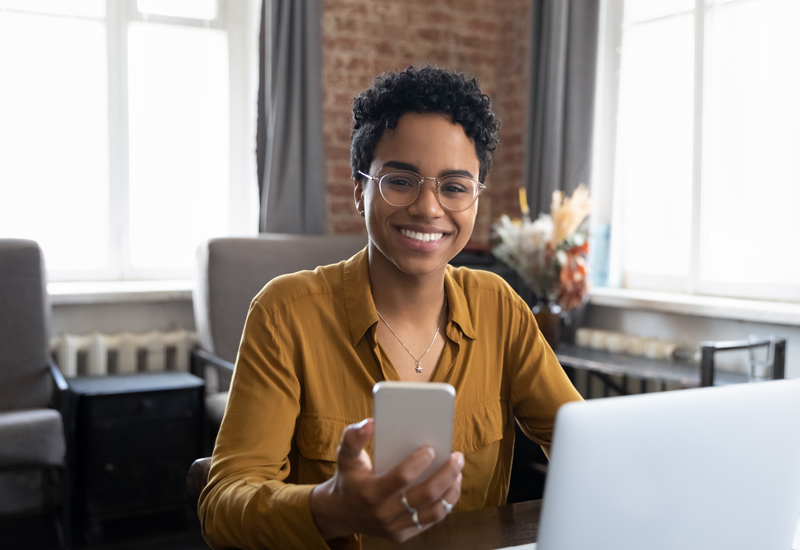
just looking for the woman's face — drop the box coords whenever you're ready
[354,112,481,279]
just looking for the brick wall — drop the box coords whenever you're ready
[322,0,530,241]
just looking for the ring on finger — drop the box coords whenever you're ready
[401,495,416,515]
[411,510,422,529]
[441,498,454,514]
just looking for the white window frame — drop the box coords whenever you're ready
[2,0,259,282]
[594,0,800,304]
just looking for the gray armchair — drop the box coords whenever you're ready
[191,233,367,431]
[0,239,70,548]
[187,234,367,512]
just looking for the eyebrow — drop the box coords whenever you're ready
[382,161,476,180]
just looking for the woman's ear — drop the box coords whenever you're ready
[353,178,365,216]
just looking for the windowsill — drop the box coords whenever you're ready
[48,280,194,306]
[590,287,800,327]
[47,280,800,326]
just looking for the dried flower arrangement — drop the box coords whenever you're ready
[493,186,591,311]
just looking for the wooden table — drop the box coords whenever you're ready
[362,498,800,550]
[363,500,541,550]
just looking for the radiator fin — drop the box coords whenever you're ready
[50,330,199,377]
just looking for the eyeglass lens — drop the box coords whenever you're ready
[379,172,479,211]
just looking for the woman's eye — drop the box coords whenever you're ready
[386,176,414,187]
[442,181,469,194]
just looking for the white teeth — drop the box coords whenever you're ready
[400,228,444,242]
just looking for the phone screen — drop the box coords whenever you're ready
[373,381,455,485]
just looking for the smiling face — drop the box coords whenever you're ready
[354,112,481,280]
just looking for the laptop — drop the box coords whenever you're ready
[534,378,800,550]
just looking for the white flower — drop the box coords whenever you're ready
[521,215,553,254]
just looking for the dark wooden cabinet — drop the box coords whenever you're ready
[67,372,204,542]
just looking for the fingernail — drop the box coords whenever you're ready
[355,418,370,429]
[456,453,464,468]
[424,446,435,460]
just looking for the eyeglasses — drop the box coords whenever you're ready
[358,170,485,212]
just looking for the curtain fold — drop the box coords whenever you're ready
[524,0,600,217]
[257,0,326,234]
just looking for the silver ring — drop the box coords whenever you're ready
[401,495,416,515]
[411,510,421,529]
[441,498,453,514]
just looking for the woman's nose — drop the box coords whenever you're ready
[408,179,444,217]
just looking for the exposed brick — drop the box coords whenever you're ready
[417,29,439,43]
[426,10,453,25]
[501,133,522,148]
[333,203,357,216]
[324,35,360,52]
[331,164,352,180]
[322,0,531,232]
[334,219,368,234]
[328,183,355,197]
[326,145,351,162]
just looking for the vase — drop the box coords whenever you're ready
[532,301,562,350]
[560,297,588,345]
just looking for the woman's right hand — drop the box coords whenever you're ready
[310,418,464,543]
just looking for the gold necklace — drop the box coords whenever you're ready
[376,297,448,374]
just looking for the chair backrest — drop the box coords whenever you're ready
[0,239,53,410]
[193,233,367,364]
[699,337,786,387]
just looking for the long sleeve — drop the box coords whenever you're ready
[198,299,331,550]
[508,299,584,457]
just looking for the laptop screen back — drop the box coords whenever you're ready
[536,379,800,550]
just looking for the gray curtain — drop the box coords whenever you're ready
[524,0,600,217]
[257,0,326,234]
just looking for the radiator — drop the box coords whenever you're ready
[50,330,199,377]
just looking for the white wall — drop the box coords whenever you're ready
[51,299,195,336]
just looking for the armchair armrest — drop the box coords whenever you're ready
[49,361,69,391]
[48,361,69,412]
[186,456,213,514]
[191,349,235,393]
[192,348,235,374]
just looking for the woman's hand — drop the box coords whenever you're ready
[310,418,464,542]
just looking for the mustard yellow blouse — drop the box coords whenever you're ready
[199,248,582,550]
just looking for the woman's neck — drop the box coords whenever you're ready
[367,249,447,325]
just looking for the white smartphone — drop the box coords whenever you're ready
[372,381,456,485]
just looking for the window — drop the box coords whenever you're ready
[594,0,800,302]
[0,0,259,281]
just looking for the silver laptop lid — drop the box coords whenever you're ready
[537,379,800,550]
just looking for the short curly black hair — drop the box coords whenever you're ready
[350,66,500,184]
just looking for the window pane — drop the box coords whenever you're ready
[0,12,110,273]
[700,0,800,285]
[127,22,229,272]
[623,0,694,23]
[616,15,695,278]
[137,0,217,21]
[0,0,104,18]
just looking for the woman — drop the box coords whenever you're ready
[199,66,583,550]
